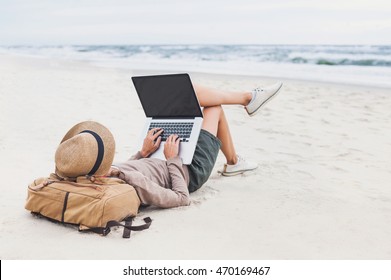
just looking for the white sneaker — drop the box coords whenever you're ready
[245,82,283,116]
[221,155,258,176]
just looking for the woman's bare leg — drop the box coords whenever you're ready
[194,84,252,107]
[201,106,237,165]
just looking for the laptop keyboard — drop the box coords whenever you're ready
[148,122,194,142]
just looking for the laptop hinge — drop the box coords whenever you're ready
[151,116,196,120]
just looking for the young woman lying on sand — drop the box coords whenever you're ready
[108,81,283,208]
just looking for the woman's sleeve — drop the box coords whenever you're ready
[118,165,190,209]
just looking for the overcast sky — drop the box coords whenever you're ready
[1,0,391,45]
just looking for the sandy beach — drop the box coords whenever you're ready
[1,54,391,260]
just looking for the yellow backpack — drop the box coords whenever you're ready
[25,174,151,238]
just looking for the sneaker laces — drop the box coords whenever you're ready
[226,154,245,167]
[248,88,265,106]
[236,154,246,164]
[248,88,262,107]
[252,87,265,95]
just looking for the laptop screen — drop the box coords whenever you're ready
[132,74,203,118]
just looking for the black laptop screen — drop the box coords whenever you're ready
[132,74,203,118]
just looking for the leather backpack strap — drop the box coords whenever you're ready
[88,217,152,238]
[28,174,65,191]
[122,217,133,238]
[28,174,97,191]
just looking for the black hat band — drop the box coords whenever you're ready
[79,130,104,176]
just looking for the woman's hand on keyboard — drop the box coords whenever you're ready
[164,134,180,160]
[140,128,163,158]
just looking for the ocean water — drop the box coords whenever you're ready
[1,45,391,88]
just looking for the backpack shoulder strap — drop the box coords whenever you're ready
[86,217,152,238]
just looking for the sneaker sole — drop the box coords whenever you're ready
[246,83,283,117]
[219,167,257,177]
[220,170,245,177]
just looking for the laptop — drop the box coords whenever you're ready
[131,73,203,164]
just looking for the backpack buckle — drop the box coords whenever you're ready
[102,227,111,236]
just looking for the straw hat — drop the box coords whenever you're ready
[55,121,115,178]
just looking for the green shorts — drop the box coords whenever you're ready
[187,129,221,193]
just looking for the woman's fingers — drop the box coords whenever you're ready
[163,134,180,160]
[168,134,179,143]
[148,128,163,140]
[154,136,162,148]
